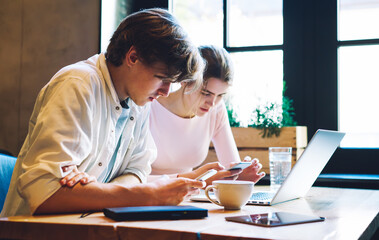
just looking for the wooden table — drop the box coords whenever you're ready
[1,186,378,240]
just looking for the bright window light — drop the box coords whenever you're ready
[172,0,283,125]
[338,45,379,148]
[229,0,283,47]
[338,0,379,41]
[171,0,223,47]
[229,51,283,126]
[338,0,379,148]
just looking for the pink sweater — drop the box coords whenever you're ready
[149,100,240,175]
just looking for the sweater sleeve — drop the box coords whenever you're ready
[211,101,241,168]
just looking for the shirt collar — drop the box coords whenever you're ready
[120,98,129,109]
[97,53,120,107]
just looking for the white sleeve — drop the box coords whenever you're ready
[18,77,94,214]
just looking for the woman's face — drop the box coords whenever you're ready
[185,77,230,117]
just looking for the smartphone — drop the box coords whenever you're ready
[195,169,218,181]
[225,212,325,227]
[228,162,252,171]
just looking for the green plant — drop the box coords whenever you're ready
[249,102,283,138]
[227,81,297,138]
[226,102,241,127]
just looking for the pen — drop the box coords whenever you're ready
[80,212,95,218]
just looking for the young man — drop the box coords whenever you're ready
[1,8,205,217]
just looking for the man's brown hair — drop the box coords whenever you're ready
[105,8,204,84]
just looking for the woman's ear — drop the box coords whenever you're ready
[181,81,194,91]
[182,81,200,95]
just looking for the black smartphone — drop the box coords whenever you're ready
[225,212,325,227]
[228,162,252,171]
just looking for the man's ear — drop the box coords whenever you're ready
[125,46,138,66]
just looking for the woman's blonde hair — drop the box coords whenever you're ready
[199,45,234,86]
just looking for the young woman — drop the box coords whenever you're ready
[149,45,265,184]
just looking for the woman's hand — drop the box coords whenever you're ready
[178,162,242,187]
[236,156,266,183]
[178,162,225,179]
[203,167,243,186]
[60,165,97,187]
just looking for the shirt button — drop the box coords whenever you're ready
[115,106,120,111]
[98,162,102,167]
[130,116,134,121]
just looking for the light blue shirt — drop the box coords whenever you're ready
[102,103,130,182]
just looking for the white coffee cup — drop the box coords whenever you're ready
[205,180,254,210]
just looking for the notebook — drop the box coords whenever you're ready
[103,205,208,221]
[191,129,345,206]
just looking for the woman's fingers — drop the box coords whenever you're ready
[201,162,225,171]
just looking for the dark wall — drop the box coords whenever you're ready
[0,0,100,156]
[284,0,338,138]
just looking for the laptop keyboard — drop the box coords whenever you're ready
[250,192,275,200]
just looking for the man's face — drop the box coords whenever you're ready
[127,60,173,106]
[115,47,174,106]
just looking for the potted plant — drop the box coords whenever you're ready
[227,81,298,138]
[207,82,307,173]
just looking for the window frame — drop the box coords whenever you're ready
[131,0,379,175]
[222,0,283,54]
[283,0,379,174]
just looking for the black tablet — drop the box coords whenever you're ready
[103,205,208,221]
[225,212,325,227]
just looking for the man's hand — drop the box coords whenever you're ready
[60,165,97,187]
[144,177,205,205]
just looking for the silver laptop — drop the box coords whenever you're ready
[191,129,345,206]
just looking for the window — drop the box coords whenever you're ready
[338,0,379,148]
[100,0,128,52]
[171,0,223,47]
[101,0,379,174]
[172,0,283,126]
